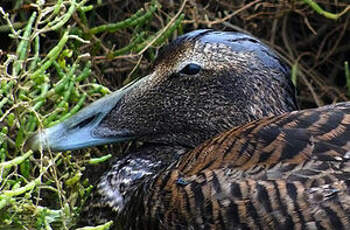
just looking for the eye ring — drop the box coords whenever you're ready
[179,63,201,75]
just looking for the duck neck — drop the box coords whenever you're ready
[80,144,187,226]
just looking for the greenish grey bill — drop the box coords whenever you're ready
[27,77,148,152]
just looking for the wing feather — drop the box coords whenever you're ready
[144,103,350,229]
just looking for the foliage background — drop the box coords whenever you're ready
[0,0,349,229]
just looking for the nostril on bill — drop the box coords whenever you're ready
[71,113,99,130]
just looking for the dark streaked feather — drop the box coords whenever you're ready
[136,103,350,229]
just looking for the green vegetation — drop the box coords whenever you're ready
[302,0,350,20]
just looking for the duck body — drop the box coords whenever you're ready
[88,103,350,229]
[28,30,350,229]
[126,103,350,229]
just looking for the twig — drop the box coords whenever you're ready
[137,0,188,55]
[206,0,261,27]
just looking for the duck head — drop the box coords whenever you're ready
[28,29,297,152]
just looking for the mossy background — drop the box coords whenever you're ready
[0,0,349,229]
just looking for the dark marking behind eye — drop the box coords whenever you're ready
[179,63,201,75]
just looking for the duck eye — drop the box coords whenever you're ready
[179,63,201,75]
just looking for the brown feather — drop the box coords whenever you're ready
[140,102,350,229]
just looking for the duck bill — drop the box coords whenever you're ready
[27,77,147,152]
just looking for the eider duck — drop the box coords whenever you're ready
[28,30,350,229]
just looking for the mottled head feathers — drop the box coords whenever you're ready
[97,30,297,148]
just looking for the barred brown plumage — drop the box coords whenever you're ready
[28,30,350,229]
[137,103,350,229]
[109,106,350,230]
